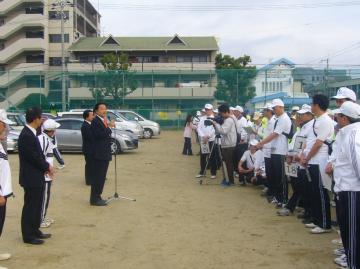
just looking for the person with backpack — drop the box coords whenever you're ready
[257,99,292,208]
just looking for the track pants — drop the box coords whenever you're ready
[338,191,360,269]
[270,154,287,204]
[41,181,52,222]
[308,164,331,229]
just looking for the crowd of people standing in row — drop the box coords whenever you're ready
[183,87,360,269]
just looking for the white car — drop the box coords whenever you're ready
[58,110,144,138]
[115,110,161,139]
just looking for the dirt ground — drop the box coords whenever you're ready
[1,131,337,269]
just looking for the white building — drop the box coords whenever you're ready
[251,58,310,109]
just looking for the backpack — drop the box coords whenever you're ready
[274,119,296,139]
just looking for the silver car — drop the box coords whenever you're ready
[55,118,138,154]
[116,110,161,139]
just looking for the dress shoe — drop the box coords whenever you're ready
[0,253,11,261]
[90,199,107,206]
[23,238,44,245]
[36,233,52,239]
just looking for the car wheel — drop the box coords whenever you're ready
[143,128,153,139]
[110,139,122,154]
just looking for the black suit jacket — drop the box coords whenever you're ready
[91,116,112,161]
[81,121,94,157]
[18,126,49,188]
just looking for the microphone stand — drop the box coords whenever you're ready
[107,126,136,204]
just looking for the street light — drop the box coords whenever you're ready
[51,0,74,111]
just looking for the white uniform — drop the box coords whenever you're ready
[197,116,215,142]
[38,134,55,182]
[271,113,292,156]
[263,116,276,158]
[333,122,360,193]
[0,143,12,197]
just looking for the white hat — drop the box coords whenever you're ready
[332,109,341,115]
[297,104,312,114]
[338,101,360,119]
[270,98,284,108]
[234,105,244,113]
[249,139,259,146]
[43,119,60,131]
[263,103,273,111]
[0,109,14,125]
[213,109,219,114]
[204,104,213,110]
[291,106,300,111]
[230,106,235,111]
[253,112,262,121]
[331,87,357,102]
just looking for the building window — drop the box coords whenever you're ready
[177,56,192,63]
[26,77,44,87]
[192,56,208,63]
[26,30,44,38]
[26,54,44,63]
[280,82,283,91]
[25,6,43,14]
[49,34,69,43]
[49,57,69,66]
[49,11,69,20]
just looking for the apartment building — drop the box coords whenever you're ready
[0,0,100,109]
[66,34,219,109]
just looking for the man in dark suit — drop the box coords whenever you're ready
[81,110,94,186]
[18,107,53,245]
[90,103,115,206]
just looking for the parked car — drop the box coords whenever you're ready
[54,118,138,154]
[6,126,21,152]
[115,110,160,139]
[58,110,144,138]
[7,112,26,130]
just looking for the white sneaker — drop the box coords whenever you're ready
[210,175,216,179]
[305,223,317,228]
[0,253,11,261]
[334,248,345,256]
[195,174,204,178]
[334,254,348,267]
[270,198,279,204]
[57,164,66,170]
[45,218,55,224]
[332,238,343,245]
[277,208,291,216]
[40,220,51,228]
[310,227,332,234]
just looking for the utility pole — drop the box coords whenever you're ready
[264,69,268,105]
[51,0,74,111]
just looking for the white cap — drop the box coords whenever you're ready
[43,119,60,131]
[253,112,262,121]
[338,101,360,119]
[263,103,273,111]
[331,87,357,102]
[234,105,244,113]
[270,98,284,108]
[297,104,312,114]
[332,109,341,115]
[213,109,219,114]
[230,106,235,111]
[0,109,14,125]
[249,139,259,146]
[204,104,213,110]
[291,106,300,111]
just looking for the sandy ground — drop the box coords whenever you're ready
[1,131,337,269]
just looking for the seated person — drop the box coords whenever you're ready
[238,139,266,185]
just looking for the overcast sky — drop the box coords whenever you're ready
[89,0,360,69]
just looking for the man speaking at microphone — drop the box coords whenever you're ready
[90,103,115,206]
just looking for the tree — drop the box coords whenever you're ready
[90,52,138,107]
[214,53,256,105]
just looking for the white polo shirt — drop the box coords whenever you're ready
[304,113,334,165]
[263,116,276,158]
[197,116,215,142]
[241,150,257,169]
[271,112,292,155]
[333,122,360,192]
